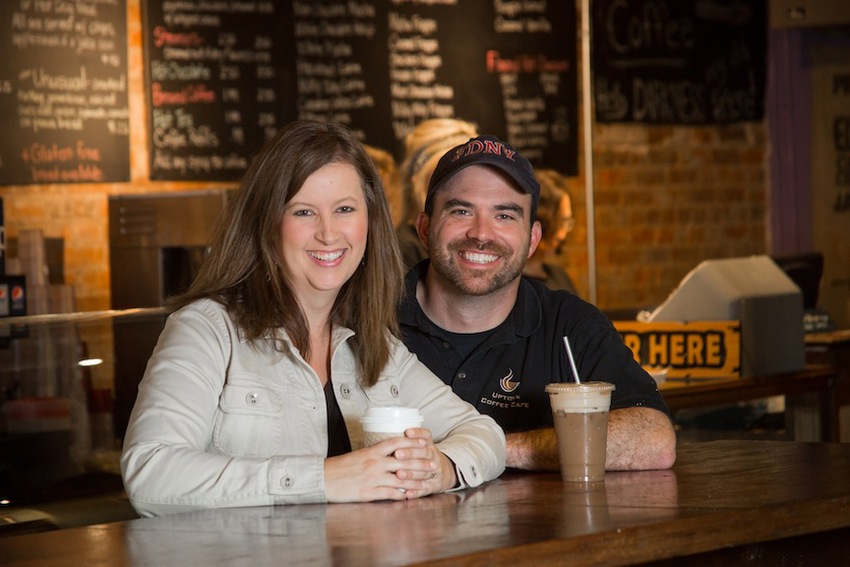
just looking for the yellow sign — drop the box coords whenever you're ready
[614,321,741,379]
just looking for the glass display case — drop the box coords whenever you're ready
[0,308,168,531]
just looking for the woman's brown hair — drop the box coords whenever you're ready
[172,121,403,387]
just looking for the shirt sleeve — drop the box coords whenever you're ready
[572,308,673,418]
[391,339,506,489]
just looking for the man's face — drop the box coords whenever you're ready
[417,165,541,296]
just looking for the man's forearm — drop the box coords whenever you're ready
[505,428,560,471]
[606,407,677,470]
[505,407,677,472]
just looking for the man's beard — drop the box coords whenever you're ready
[428,237,528,296]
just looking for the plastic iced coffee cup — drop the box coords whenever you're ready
[545,382,616,484]
[360,407,424,447]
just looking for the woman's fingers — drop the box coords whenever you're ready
[324,429,449,503]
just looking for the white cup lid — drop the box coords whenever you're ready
[362,406,421,420]
[361,406,423,431]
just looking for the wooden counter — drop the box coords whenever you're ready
[661,364,841,441]
[3,440,850,565]
[806,330,850,442]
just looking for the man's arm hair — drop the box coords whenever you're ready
[505,407,676,472]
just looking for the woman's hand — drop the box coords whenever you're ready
[394,427,458,499]
[323,428,456,502]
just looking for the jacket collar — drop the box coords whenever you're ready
[270,324,356,353]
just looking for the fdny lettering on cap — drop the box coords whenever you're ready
[451,139,516,162]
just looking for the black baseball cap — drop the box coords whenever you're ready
[425,135,540,219]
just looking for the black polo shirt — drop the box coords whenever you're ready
[399,261,671,433]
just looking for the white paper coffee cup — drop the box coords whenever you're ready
[361,406,424,447]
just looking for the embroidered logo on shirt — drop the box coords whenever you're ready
[481,368,529,410]
[500,368,520,393]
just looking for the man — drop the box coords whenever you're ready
[398,134,676,471]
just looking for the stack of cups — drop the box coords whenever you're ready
[17,229,49,314]
[545,382,615,484]
[361,407,423,447]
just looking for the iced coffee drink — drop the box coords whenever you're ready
[545,382,615,483]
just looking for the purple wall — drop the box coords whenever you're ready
[767,27,813,256]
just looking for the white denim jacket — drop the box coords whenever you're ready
[121,299,506,517]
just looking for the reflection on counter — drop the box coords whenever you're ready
[0,308,167,533]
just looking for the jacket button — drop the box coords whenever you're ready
[456,372,466,380]
[246,392,259,405]
[281,476,293,489]
[390,385,399,397]
[340,385,351,398]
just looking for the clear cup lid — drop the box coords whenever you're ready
[545,381,616,394]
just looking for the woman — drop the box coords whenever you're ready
[363,143,402,227]
[120,121,505,517]
[396,118,479,269]
[523,168,579,295]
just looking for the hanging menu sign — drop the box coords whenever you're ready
[143,1,294,181]
[0,0,130,185]
[289,1,391,149]
[286,1,576,171]
[386,1,576,170]
[145,0,577,180]
[591,0,767,124]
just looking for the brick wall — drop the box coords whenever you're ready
[589,123,768,311]
[0,0,769,314]
[0,0,232,312]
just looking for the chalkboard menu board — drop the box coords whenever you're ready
[591,0,766,124]
[144,0,577,181]
[0,1,130,185]
[142,1,294,181]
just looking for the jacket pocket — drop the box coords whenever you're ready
[212,378,283,458]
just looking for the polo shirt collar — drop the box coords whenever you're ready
[401,259,542,339]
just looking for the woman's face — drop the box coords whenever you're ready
[280,162,368,303]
